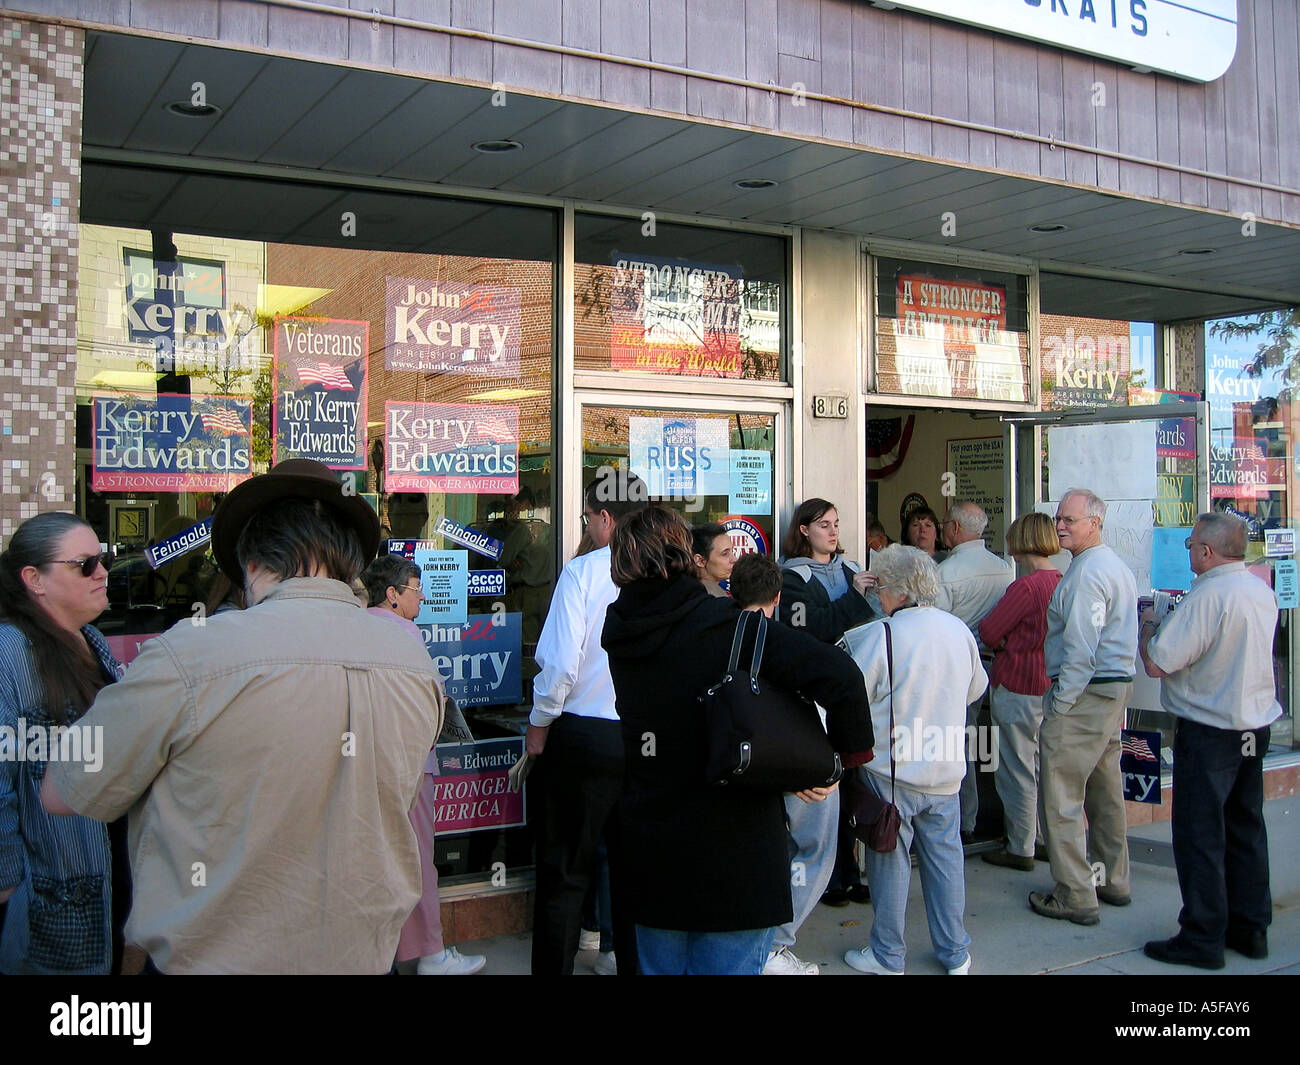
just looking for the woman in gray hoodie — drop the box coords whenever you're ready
[777,498,879,643]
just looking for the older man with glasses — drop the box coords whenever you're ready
[1029,488,1137,927]
[1137,513,1280,969]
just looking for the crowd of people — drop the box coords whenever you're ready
[0,462,1282,975]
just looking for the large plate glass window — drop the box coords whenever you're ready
[77,165,559,884]
[873,257,1031,405]
[574,213,787,381]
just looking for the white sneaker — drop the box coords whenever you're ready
[416,946,487,975]
[578,928,601,952]
[947,954,971,975]
[763,946,820,975]
[843,947,902,975]
[593,950,617,975]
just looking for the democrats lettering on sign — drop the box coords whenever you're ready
[432,737,526,834]
[421,612,522,707]
[386,401,519,495]
[92,393,252,493]
[272,316,369,469]
[385,277,521,376]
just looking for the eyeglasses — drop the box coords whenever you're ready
[400,582,423,595]
[1055,515,1095,526]
[49,553,112,577]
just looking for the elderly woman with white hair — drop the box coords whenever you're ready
[838,545,988,975]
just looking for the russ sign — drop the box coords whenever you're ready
[385,277,521,375]
[273,316,368,469]
[386,401,519,494]
[92,393,251,492]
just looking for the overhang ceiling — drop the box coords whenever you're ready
[81,30,1297,323]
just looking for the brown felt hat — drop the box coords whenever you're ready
[211,459,380,583]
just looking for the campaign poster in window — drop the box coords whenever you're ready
[420,612,522,707]
[272,316,368,469]
[385,277,521,376]
[628,416,729,497]
[92,392,252,492]
[386,402,519,494]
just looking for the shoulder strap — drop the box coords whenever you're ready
[726,610,752,674]
[883,620,896,802]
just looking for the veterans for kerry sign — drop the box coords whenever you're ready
[272,316,369,469]
[385,278,521,376]
[385,401,519,494]
[92,393,252,492]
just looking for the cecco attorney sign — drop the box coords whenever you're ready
[879,0,1236,83]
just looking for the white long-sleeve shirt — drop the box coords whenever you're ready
[528,546,619,726]
[935,539,1014,646]
[1043,543,1137,712]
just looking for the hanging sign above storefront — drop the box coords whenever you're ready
[91,393,252,492]
[871,1,1237,83]
[385,401,519,494]
[609,253,744,377]
[384,277,521,376]
[272,316,368,469]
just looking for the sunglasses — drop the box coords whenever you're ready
[50,552,113,577]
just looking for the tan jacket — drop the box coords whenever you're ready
[52,577,443,974]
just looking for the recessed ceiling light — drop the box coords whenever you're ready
[165,100,222,119]
[472,139,522,153]
[1028,222,1070,233]
[1178,247,1216,256]
[734,178,779,190]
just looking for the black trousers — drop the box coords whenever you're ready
[1172,718,1273,955]
[529,715,637,975]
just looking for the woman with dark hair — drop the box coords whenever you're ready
[690,522,735,597]
[778,498,879,644]
[778,499,880,916]
[601,506,872,975]
[360,554,486,977]
[901,506,947,563]
[0,512,123,974]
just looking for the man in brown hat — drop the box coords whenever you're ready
[42,460,444,974]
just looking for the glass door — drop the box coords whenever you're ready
[569,394,785,569]
[1006,402,1225,754]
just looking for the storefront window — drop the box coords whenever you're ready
[574,213,787,381]
[1204,309,1295,747]
[76,173,558,882]
[872,257,1031,405]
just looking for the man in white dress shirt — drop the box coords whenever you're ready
[1138,512,1280,969]
[525,472,647,975]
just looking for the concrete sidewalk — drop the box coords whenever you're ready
[447,794,1299,975]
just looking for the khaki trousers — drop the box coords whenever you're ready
[1038,682,1132,910]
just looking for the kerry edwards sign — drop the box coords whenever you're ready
[92,393,251,492]
[273,316,368,469]
[385,277,520,375]
[432,737,526,833]
[874,1,1236,83]
[385,401,519,494]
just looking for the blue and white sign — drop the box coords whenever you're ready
[467,569,507,597]
[1275,560,1299,610]
[420,613,522,707]
[728,450,771,514]
[144,516,212,569]
[413,549,468,625]
[878,1,1236,83]
[629,416,729,497]
[435,515,504,561]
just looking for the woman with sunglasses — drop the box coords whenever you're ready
[0,512,123,974]
[360,554,487,976]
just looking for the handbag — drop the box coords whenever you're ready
[700,609,843,792]
[846,621,902,853]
